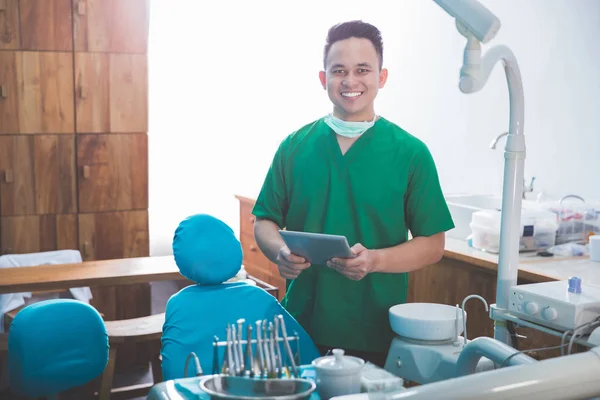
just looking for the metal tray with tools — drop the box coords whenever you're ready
[211,315,301,380]
[200,375,316,400]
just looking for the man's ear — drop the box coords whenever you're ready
[379,68,389,88]
[319,71,327,89]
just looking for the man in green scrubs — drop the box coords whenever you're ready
[252,20,454,366]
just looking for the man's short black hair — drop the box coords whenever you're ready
[323,20,384,70]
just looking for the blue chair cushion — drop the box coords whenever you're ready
[172,214,243,285]
[8,299,109,397]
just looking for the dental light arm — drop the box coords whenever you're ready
[432,0,526,346]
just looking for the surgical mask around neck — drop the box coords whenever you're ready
[324,113,376,138]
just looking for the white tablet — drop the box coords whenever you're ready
[279,230,354,265]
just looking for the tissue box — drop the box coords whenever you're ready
[470,208,558,253]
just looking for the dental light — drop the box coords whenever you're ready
[433,0,501,44]
[432,0,526,346]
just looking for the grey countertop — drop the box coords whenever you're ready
[444,236,599,284]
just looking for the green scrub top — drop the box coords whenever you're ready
[252,116,454,353]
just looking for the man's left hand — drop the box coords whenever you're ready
[327,243,377,281]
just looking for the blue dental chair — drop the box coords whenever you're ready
[160,214,320,381]
[7,299,109,399]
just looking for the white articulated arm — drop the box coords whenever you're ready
[455,36,526,346]
[386,347,600,400]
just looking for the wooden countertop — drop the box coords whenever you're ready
[0,255,187,294]
[444,237,596,284]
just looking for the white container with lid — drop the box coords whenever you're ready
[470,207,558,253]
[312,349,364,400]
[361,363,405,394]
[590,235,600,262]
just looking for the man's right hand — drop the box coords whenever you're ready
[276,246,311,279]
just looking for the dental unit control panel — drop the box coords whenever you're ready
[509,277,600,333]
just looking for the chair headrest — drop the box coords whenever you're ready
[8,299,109,397]
[172,214,243,284]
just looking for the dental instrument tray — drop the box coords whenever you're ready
[211,316,302,380]
[199,375,316,400]
[279,230,354,265]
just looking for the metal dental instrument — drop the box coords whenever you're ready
[226,324,234,375]
[237,318,245,373]
[294,332,301,366]
[231,324,242,376]
[256,320,265,378]
[274,316,283,378]
[213,336,220,374]
[246,323,256,378]
[268,322,277,378]
[262,319,272,377]
[278,314,298,378]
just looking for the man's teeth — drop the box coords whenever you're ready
[342,92,361,98]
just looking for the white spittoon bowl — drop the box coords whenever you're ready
[389,303,467,341]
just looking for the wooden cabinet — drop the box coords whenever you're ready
[236,195,286,301]
[0,51,74,134]
[78,210,149,261]
[0,135,76,216]
[74,53,148,133]
[77,133,148,212]
[0,214,77,254]
[1,0,150,375]
[73,0,150,54]
[19,0,73,51]
[0,135,35,215]
[0,0,20,49]
[0,50,20,133]
[33,135,77,214]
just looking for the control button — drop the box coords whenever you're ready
[525,302,539,315]
[518,294,524,301]
[569,276,582,294]
[542,307,558,321]
[517,304,523,312]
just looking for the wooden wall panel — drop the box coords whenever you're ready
[0,0,20,50]
[17,52,75,133]
[78,210,149,260]
[0,135,76,216]
[0,52,74,134]
[0,135,35,216]
[0,214,77,254]
[34,135,77,214]
[19,0,73,51]
[77,134,148,212]
[75,53,148,133]
[74,52,109,133]
[73,0,150,53]
[109,54,148,132]
[0,51,20,133]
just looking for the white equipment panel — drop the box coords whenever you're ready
[509,278,600,333]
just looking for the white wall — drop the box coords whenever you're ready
[147,0,600,256]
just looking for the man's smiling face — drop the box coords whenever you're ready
[319,37,388,122]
